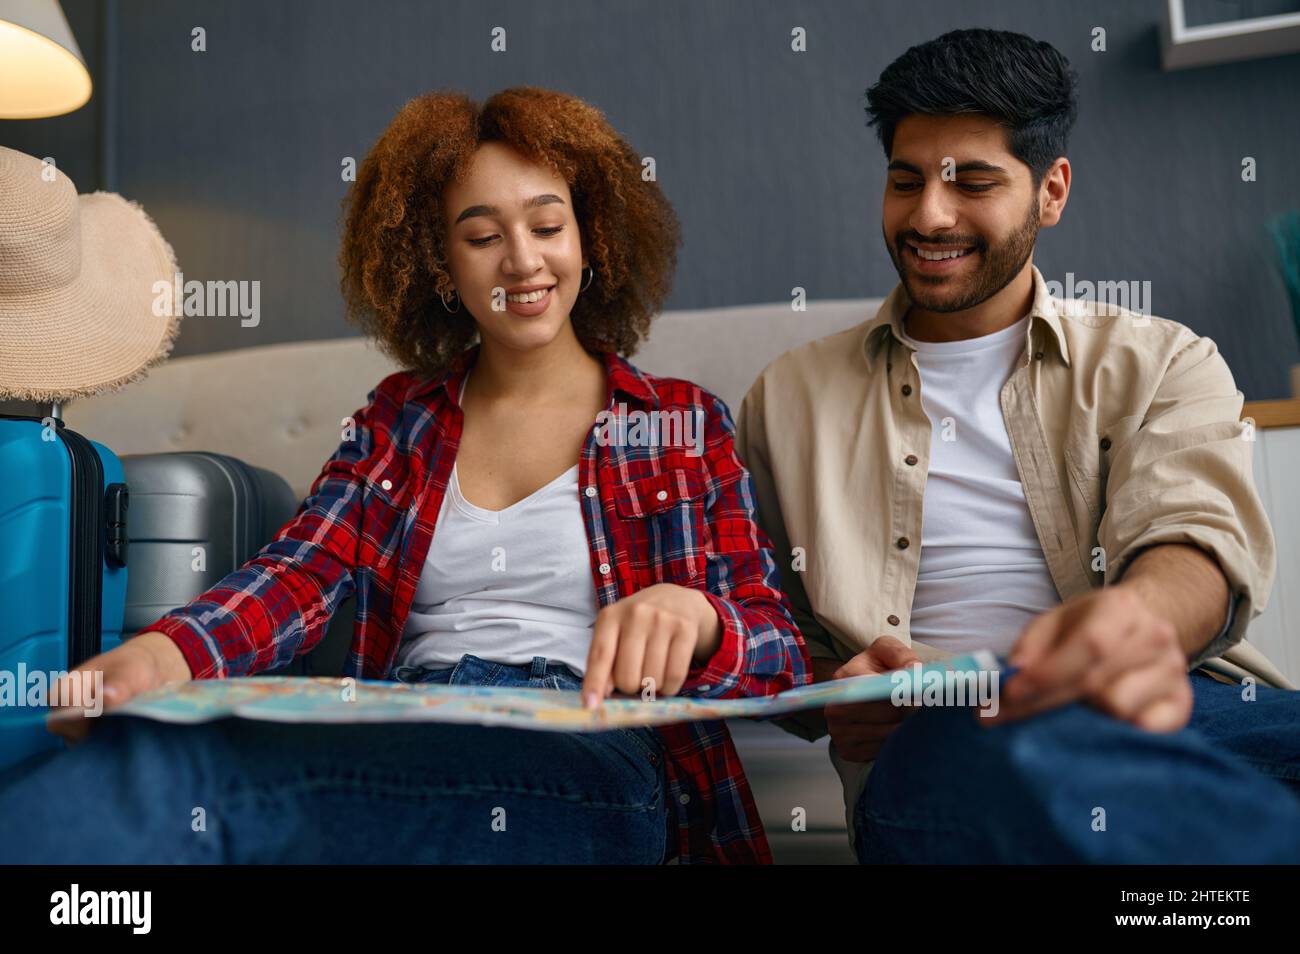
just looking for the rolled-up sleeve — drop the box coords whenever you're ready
[1099,332,1276,669]
[736,374,838,741]
[681,390,812,701]
[736,374,841,662]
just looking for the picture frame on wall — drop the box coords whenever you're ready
[1161,0,1300,69]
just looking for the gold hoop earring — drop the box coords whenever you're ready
[441,289,460,314]
[579,265,594,293]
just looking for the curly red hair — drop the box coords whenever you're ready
[339,87,682,375]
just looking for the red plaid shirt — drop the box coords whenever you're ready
[146,345,811,864]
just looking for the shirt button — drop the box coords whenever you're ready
[678,793,691,805]
[887,614,900,626]
[901,384,912,396]
[599,563,611,575]
[904,454,918,466]
[584,486,597,498]
[1034,351,1044,360]
[896,536,909,550]
[656,490,668,501]
[381,479,393,491]
[1100,437,1112,451]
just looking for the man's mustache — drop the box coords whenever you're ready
[897,233,985,251]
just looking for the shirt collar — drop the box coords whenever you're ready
[406,344,660,409]
[861,263,1071,371]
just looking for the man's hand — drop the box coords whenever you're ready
[823,635,922,762]
[580,583,723,708]
[47,631,193,745]
[992,584,1192,732]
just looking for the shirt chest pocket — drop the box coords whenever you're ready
[360,451,412,507]
[1063,413,1146,524]
[612,467,710,584]
[357,451,413,568]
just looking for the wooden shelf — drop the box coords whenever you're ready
[1243,398,1300,429]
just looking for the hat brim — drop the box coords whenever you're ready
[0,191,180,403]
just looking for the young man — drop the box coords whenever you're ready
[737,29,1300,863]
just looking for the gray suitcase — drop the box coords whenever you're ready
[122,452,308,674]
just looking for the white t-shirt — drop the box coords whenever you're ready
[396,376,598,674]
[897,314,1062,655]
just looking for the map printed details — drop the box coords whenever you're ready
[108,651,1001,731]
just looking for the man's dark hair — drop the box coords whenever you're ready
[865,29,1079,186]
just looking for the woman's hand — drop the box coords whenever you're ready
[580,583,722,708]
[47,631,193,745]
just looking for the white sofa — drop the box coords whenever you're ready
[66,300,873,503]
[65,298,1300,863]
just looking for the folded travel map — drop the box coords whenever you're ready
[105,651,1001,731]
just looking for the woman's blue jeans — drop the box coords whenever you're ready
[0,654,668,864]
[854,669,1300,863]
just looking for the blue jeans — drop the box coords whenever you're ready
[854,669,1300,863]
[0,654,668,864]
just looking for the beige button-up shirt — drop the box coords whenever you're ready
[736,264,1288,753]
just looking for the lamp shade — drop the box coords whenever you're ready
[0,0,91,118]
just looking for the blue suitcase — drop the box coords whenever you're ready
[0,409,129,771]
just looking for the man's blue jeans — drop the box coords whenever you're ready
[854,669,1300,863]
[0,654,668,864]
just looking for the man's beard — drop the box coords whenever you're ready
[884,196,1040,314]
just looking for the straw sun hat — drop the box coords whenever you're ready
[0,144,180,403]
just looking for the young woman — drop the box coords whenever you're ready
[0,88,810,865]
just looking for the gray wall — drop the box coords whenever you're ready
[4,0,1299,398]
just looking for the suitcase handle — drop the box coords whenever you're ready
[105,482,129,568]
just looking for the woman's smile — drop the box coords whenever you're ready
[503,283,555,316]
